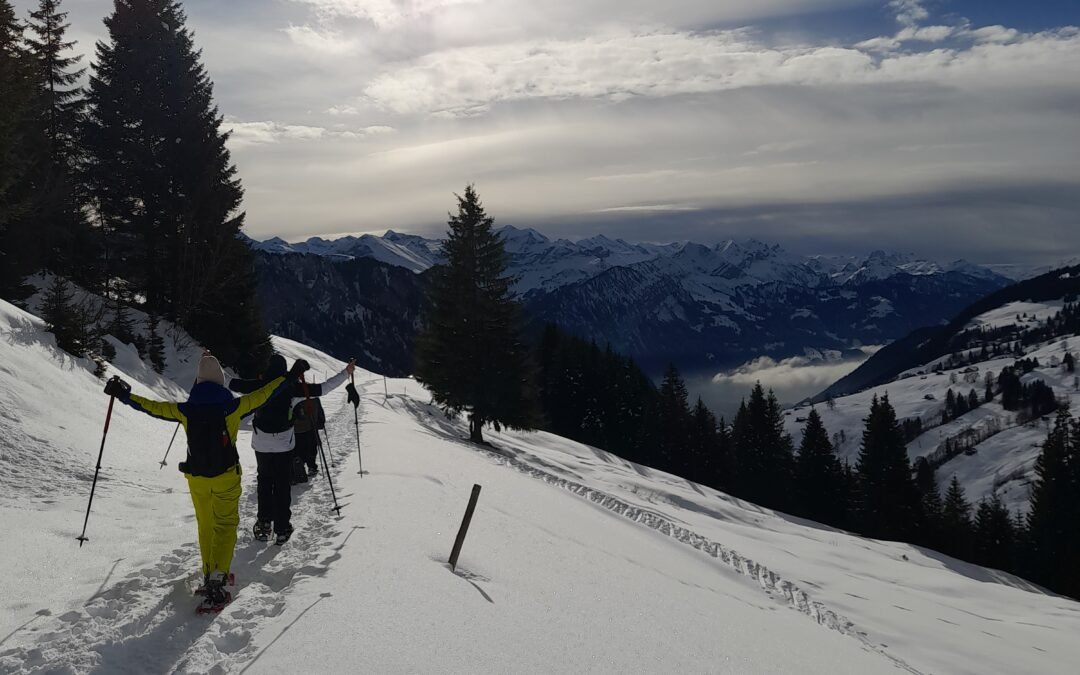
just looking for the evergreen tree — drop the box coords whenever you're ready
[41,274,91,356]
[913,457,943,549]
[855,395,921,540]
[145,311,165,373]
[941,476,973,559]
[714,417,733,492]
[25,1,82,163]
[107,283,136,345]
[0,0,41,300]
[1026,409,1079,597]
[83,0,268,367]
[973,494,1015,571]
[24,0,93,279]
[657,364,692,474]
[793,409,846,525]
[1064,351,1075,373]
[731,384,794,510]
[686,397,718,485]
[415,185,538,443]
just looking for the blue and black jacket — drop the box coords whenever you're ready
[122,378,286,477]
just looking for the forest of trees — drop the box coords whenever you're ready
[0,0,270,373]
[530,326,1080,600]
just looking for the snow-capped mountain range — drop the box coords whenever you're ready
[249,226,1005,297]
[247,227,1012,375]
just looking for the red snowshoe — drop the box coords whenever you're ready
[195,572,235,614]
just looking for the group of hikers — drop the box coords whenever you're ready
[102,351,355,611]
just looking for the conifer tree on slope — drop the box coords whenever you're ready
[657,364,691,474]
[913,456,944,550]
[732,383,793,510]
[973,494,1015,571]
[1026,408,1079,597]
[415,185,538,444]
[793,409,846,525]
[25,0,94,279]
[0,0,41,300]
[855,394,920,540]
[941,476,973,559]
[83,0,269,369]
[686,396,718,485]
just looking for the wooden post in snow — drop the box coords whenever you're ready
[449,484,482,572]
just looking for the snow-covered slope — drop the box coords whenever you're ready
[3,297,1078,674]
[789,300,1078,514]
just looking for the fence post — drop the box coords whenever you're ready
[449,484,482,572]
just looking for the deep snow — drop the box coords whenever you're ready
[2,298,1079,674]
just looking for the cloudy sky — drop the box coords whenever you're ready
[17,0,1080,261]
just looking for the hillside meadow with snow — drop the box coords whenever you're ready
[786,300,1078,515]
[2,296,1079,674]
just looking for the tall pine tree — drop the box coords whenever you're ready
[415,185,538,443]
[793,409,847,526]
[0,0,41,300]
[731,384,793,510]
[855,395,921,540]
[973,494,1015,571]
[1026,408,1079,597]
[83,0,269,369]
[686,396,718,484]
[24,0,92,279]
[941,476,973,560]
[657,364,691,474]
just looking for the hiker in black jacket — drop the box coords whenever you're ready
[229,354,354,543]
[292,397,325,483]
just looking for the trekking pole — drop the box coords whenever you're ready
[301,377,342,515]
[159,374,199,468]
[347,372,362,477]
[158,424,181,469]
[320,427,336,468]
[78,387,118,547]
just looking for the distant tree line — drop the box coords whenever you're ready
[0,0,269,372]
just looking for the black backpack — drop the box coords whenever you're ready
[181,406,240,477]
[293,398,325,433]
[253,381,296,434]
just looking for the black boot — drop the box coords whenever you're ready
[253,519,272,542]
[274,526,294,546]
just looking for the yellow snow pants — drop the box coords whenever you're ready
[187,466,242,576]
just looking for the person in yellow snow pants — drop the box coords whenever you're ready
[106,354,310,606]
[188,466,243,577]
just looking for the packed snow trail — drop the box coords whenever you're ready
[0,392,359,674]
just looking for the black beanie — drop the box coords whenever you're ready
[266,354,288,379]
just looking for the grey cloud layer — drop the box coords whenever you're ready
[12,0,1079,261]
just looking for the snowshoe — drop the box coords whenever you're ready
[194,572,235,596]
[253,519,272,542]
[274,528,294,546]
[196,572,233,614]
